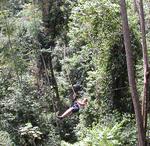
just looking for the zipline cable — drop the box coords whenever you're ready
[63,46,76,97]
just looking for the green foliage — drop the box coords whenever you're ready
[82,124,121,146]
[62,115,137,146]
[0,71,61,145]
[38,112,61,146]
[0,0,147,145]
[68,0,120,48]
[66,0,142,113]
[19,122,43,145]
[0,131,14,146]
[59,117,79,143]
[67,0,122,99]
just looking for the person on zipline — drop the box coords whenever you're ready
[57,84,88,120]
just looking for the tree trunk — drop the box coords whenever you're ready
[136,0,149,141]
[38,0,61,110]
[133,0,138,12]
[120,0,145,145]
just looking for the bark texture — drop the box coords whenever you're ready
[120,0,145,145]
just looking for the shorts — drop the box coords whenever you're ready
[71,103,79,113]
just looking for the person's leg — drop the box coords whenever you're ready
[58,107,73,119]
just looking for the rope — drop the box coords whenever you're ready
[96,86,130,95]
[109,86,129,92]
[63,46,76,97]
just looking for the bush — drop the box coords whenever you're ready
[62,114,137,146]
[0,131,15,146]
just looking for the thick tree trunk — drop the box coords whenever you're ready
[120,0,145,145]
[136,0,149,140]
[38,0,61,110]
